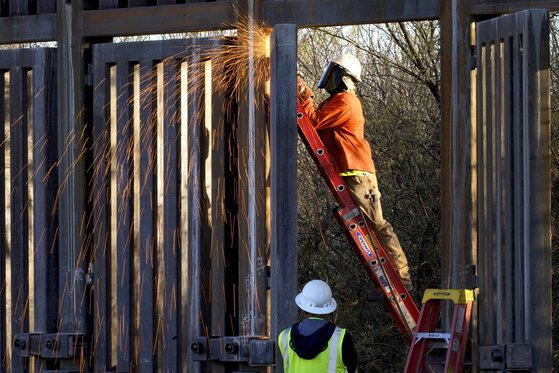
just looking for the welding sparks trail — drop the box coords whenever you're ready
[1,8,273,372]
[197,11,271,108]
[84,10,272,369]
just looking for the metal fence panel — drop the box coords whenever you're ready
[114,60,133,371]
[136,59,155,373]
[475,9,551,371]
[8,63,29,373]
[0,24,292,373]
[29,50,59,373]
[0,48,58,373]
[184,49,206,373]
[269,24,298,371]
[91,38,230,372]
[161,57,179,373]
[91,58,110,370]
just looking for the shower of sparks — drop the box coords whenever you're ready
[207,12,271,103]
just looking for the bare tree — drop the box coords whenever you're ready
[298,17,559,371]
[297,21,441,372]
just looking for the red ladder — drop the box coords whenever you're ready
[404,289,474,373]
[296,103,419,342]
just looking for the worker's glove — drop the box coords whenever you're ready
[297,76,314,102]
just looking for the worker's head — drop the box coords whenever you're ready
[317,54,362,94]
[295,279,337,315]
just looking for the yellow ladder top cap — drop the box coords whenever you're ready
[422,289,475,304]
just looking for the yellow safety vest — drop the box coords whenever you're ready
[278,325,347,373]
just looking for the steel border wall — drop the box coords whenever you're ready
[90,38,207,372]
[475,9,551,371]
[0,33,285,372]
[0,9,302,368]
[0,1,554,372]
[0,48,59,373]
[89,36,273,372]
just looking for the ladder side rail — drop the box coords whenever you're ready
[362,219,420,322]
[404,300,442,373]
[444,301,473,373]
[296,104,420,339]
[335,209,416,341]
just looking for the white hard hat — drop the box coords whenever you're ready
[317,54,362,92]
[332,54,362,82]
[295,280,337,315]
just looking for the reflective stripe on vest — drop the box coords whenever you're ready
[281,328,291,371]
[328,327,343,373]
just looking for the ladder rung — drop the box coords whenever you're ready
[415,332,450,344]
[422,289,475,304]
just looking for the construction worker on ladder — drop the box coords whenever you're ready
[297,54,413,300]
[278,279,358,372]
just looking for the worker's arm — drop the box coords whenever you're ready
[300,94,353,131]
[342,331,358,373]
[297,76,322,127]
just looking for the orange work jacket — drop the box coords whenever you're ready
[300,91,376,174]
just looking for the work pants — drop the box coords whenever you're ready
[343,173,411,282]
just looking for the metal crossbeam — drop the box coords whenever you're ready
[2,0,559,44]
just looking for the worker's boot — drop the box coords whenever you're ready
[367,279,413,302]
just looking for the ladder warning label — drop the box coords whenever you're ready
[374,268,389,288]
[400,305,417,329]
